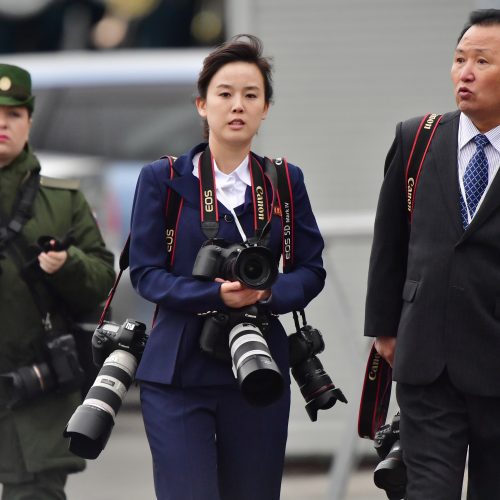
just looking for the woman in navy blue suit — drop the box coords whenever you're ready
[129,35,326,500]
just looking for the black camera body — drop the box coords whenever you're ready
[92,319,148,367]
[65,318,149,460]
[288,324,347,422]
[373,412,407,500]
[200,305,270,361]
[0,333,84,409]
[192,238,278,290]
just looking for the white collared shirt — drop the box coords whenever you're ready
[458,113,500,222]
[192,152,251,210]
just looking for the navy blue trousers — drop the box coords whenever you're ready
[140,382,290,500]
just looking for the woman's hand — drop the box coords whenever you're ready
[38,240,68,274]
[217,278,271,308]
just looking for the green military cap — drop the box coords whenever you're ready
[0,63,34,111]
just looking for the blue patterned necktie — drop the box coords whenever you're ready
[460,134,490,228]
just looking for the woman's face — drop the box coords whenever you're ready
[196,61,269,150]
[0,105,31,168]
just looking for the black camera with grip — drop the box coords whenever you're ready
[0,333,84,409]
[192,238,278,290]
[288,318,347,421]
[373,412,407,500]
[64,319,149,459]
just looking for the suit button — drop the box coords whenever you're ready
[224,214,234,222]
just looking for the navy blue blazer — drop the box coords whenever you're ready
[129,143,326,387]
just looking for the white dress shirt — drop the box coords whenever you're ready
[192,152,251,210]
[458,113,500,223]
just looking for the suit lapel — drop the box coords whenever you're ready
[430,111,463,237]
[162,145,252,217]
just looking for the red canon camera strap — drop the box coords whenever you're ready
[405,113,442,221]
[198,145,271,241]
[358,113,442,440]
[99,156,179,327]
[358,344,393,439]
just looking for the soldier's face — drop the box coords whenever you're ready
[0,105,31,168]
[196,62,269,152]
[451,24,500,132]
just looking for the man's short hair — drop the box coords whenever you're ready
[458,9,500,44]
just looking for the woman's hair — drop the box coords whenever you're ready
[197,34,273,139]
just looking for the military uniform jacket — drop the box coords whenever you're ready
[365,110,500,397]
[129,143,326,387]
[0,147,115,482]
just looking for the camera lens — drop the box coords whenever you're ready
[0,363,54,408]
[64,349,137,459]
[373,440,407,497]
[232,246,277,290]
[229,322,283,406]
[291,356,346,421]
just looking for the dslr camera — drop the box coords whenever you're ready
[199,305,284,407]
[373,412,407,500]
[193,237,283,406]
[64,318,149,459]
[0,334,84,409]
[192,238,278,290]
[288,317,347,421]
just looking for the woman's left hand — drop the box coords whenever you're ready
[217,278,270,308]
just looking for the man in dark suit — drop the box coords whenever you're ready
[365,9,500,500]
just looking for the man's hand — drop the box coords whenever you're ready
[217,278,271,309]
[374,336,397,367]
[38,240,68,274]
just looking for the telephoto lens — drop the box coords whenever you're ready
[229,322,283,406]
[64,349,137,459]
[288,324,347,421]
[64,319,148,459]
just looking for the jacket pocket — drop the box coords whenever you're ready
[402,280,419,302]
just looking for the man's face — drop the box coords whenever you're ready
[0,105,31,167]
[451,24,500,132]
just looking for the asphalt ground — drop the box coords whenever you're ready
[1,407,466,500]
[63,409,391,500]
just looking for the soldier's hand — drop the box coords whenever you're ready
[38,240,68,274]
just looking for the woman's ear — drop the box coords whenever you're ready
[195,96,207,118]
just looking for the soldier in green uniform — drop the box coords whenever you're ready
[0,64,115,499]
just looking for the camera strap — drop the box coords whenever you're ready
[0,171,58,331]
[358,113,442,440]
[264,157,294,272]
[405,113,442,222]
[99,156,180,327]
[198,146,272,242]
[0,170,40,249]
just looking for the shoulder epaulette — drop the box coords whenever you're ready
[40,175,80,190]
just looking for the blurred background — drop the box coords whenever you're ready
[0,0,496,498]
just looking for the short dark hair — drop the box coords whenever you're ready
[458,9,500,44]
[197,34,273,139]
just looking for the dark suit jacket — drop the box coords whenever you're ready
[129,143,326,387]
[365,110,500,396]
